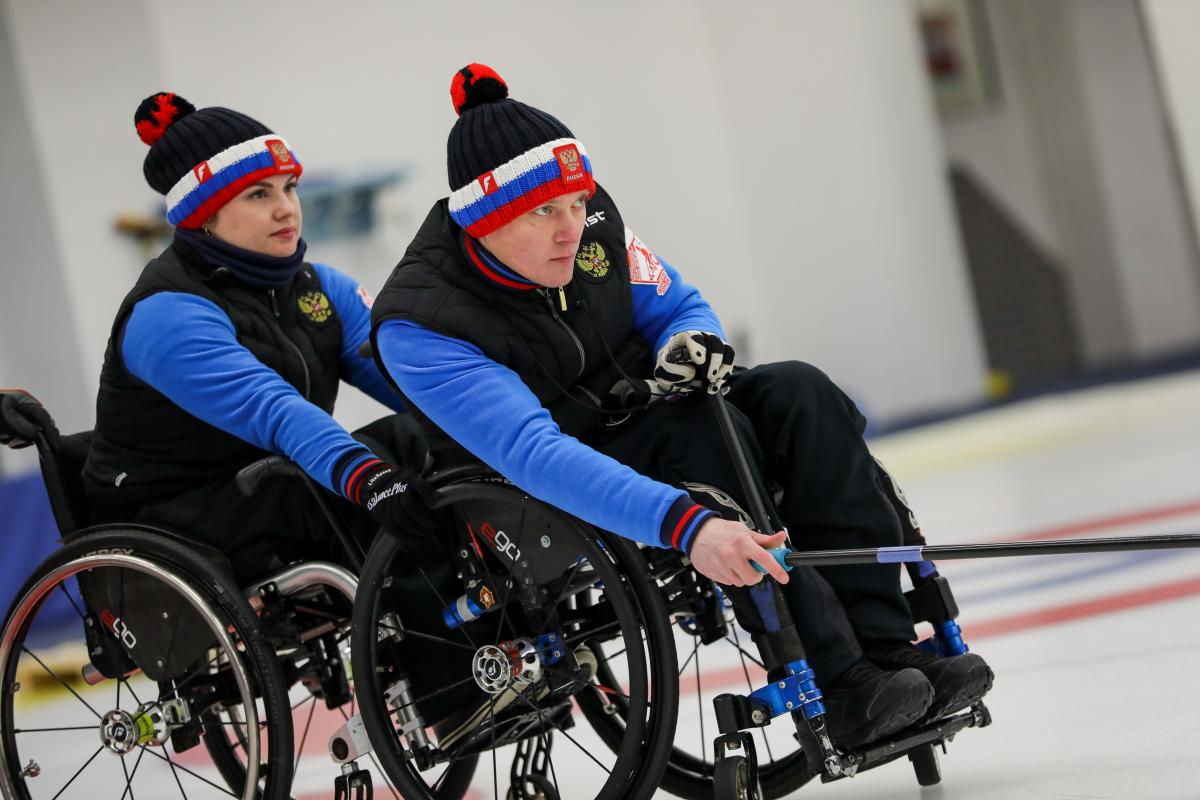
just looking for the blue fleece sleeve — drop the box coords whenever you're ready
[121,292,374,495]
[375,319,715,551]
[628,246,725,355]
[311,262,406,412]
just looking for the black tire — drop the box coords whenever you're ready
[713,756,756,800]
[589,551,813,800]
[0,526,294,800]
[351,480,678,799]
[200,573,424,800]
[909,743,941,786]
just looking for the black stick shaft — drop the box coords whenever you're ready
[783,533,1200,567]
[708,390,775,535]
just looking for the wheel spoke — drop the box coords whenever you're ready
[367,749,401,799]
[527,702,562,799]
[678,632,702,677]
[388,675,477,717]
[22,647,102,720]
[694,634,705,766]
[169,651,225,695]
[489,693,499,800]
[293,696,318,777]
[414,562,477,649]
[119,746,146,800]
[48,745,103,800]
[159,745,191,800]
[119,749,137,800]
[377,625,475,652]
[513,694,610,774]
[724,634,767,671]
[58,582,87,621]
[138,745,237,797]
[125,678,144,707]
[730,622,775,763]
[560,618,621,649]
[14,725,97,733]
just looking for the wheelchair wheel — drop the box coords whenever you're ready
[0,527,293,800]
[585,547,814,800]
[909,743,941,786]
[351,480,678,799]
[200,571,418,799]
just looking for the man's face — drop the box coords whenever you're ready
[478,191,589,287]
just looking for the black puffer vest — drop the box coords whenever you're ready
[84,239,344,516]
[370,185,651,464]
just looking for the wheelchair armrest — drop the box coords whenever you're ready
[235,455,304,497]
[428,462,504,488]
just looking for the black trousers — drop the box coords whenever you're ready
[124,414,426,585]
[593,361,915,680]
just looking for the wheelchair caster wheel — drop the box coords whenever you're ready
[714,755,759,800]
[909,743,941,787]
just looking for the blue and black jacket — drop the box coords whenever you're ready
[84,237,403,516]
[370,184,723,554]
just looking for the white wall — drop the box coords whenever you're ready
[1071,0,1200,356]
[2,0,165,433]
[700,2,987,415]
[939,4,1064,258]
[0,0,91,476]
[939,0,1200,365]
[1,0,988,441]
[1143,0,1200,289]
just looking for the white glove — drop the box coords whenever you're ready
[654,331,736,393]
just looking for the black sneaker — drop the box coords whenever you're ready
[820,658,933,748]
[865,641,994,722]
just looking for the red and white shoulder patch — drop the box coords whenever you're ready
[357,286,374,309]
[625,227,671,296]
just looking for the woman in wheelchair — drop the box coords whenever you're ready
[81,92,435,582]
[365,63,996,797]
[0,94,442,800]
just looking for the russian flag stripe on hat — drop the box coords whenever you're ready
[164,134,301,228]
[448,137,594,236]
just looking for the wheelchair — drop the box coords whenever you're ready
[343,468,990,800]
[0,395,414,800]
[637,533,992,799]
[346,463,680,800]
[576,390,993,800]
[0,394,682,800]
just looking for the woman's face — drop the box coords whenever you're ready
[204,173,302,257]
[479,191,589,287]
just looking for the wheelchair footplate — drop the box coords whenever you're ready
[821,701,991,785]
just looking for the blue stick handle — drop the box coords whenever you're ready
[751,547,794,574]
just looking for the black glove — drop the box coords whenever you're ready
[654,331,735,393]
[607,377,666,409]
[355,461,439,538]
[0,390,59,450]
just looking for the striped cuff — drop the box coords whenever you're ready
[660,495,716,555]
[333,448,383,503]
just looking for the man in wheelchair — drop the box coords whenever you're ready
[369,63,994,754]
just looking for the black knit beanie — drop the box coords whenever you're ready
[134,92,302,229]
[446,64,595,237]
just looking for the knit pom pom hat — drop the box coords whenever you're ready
[446,64,594,238]
[134,92,302,229]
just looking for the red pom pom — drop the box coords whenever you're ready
[450,64,508,116]
[134,92,195,145]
